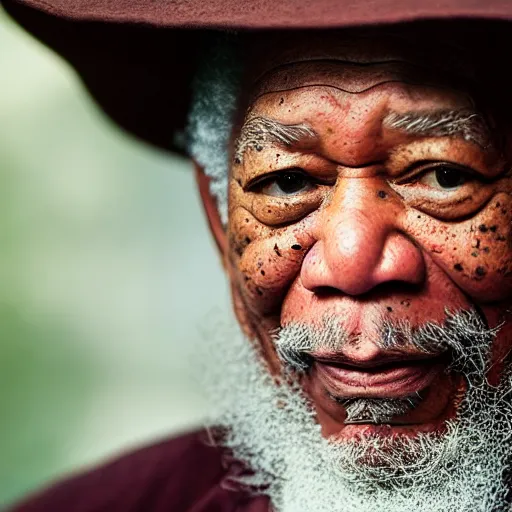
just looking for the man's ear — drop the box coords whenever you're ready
[194,162,228,264]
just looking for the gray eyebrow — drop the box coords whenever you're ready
[383,109,492,149]
[234,116,318,163]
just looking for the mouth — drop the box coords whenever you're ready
[306,351,462,434]
[312,354,448,399]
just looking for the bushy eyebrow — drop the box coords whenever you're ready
[234,109,493,165]
[234,116,318,163]
[383,109,492,149]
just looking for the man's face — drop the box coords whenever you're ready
[218,30,512,441]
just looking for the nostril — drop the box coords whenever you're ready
[369,280,424,297]
[312,281,423,300]
[313,286,344,298]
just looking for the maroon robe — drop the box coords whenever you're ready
[7,430,270,511]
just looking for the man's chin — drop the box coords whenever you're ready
[320,377,470,478]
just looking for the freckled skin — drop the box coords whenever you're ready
[206,31,512,439]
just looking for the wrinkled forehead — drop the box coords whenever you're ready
[241,28,480,106]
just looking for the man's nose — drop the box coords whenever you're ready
[301,181,425,296]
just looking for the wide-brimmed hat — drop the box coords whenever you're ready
[4,0,512,155]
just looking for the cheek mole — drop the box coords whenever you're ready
[475,266,487,277]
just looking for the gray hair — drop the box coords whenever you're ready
[186,36,242,225]
[275,309,497,378]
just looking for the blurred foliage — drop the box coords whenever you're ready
[0,6,223,506]
[0,302,97,503]
[0,68,97,503]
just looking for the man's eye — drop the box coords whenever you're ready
[257,170,315,197]
[389,161,492,220]
[419,165,470,190]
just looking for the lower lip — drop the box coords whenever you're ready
[313,359,444,398]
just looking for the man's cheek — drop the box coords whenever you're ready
[402,191,512,302]
[228,205,315,316]
[480,306,512,386]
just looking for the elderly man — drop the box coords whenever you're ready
[4,1,512,511]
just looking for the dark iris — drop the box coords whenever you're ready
[275,172,308,194]
[435,167,467,189]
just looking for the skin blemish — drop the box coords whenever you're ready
[472,239,481,249]
[400,299,411,307]
[479,224,488,233]
[256,287,264,296]
[454,263,464,272]
[490,226,498,232]
[291,244,302,250]
[274,244,282,257]
[234,157,241,165]
[261,270,266,276]
[279,97,284,105]
[230,234,244,257]
[378,190,388,199]
[471,252,478,257]
[475,266,487,277]
[386,306,393,312]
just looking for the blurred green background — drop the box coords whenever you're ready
[0,7,228,506]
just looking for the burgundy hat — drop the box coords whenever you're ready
[4,0,512,155]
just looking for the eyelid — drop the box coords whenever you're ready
[245,167,322,192]
[394,161,484,185]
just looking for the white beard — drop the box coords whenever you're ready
[197,312,512,512]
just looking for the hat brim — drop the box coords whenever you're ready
[4,0,512,155]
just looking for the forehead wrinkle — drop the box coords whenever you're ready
[252,80,433,100]
[251,58,431,87]
[234,116,318,163]
[250,59,473,102]
[383,109,493,149]
[248,81,475,121]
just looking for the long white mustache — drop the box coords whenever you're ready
[274,309,499,379]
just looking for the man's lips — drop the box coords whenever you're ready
[312,356,447,399]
